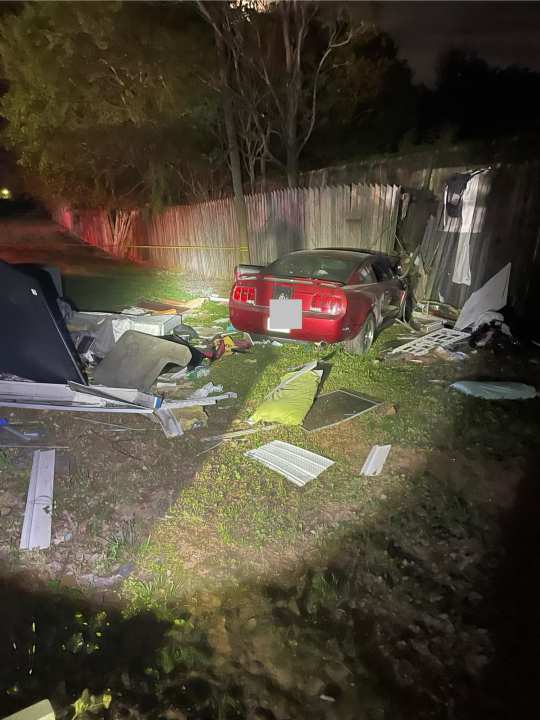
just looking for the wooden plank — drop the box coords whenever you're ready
[20,450,55,551]
[3,700,55,720]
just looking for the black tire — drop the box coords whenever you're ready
[344,313,376,355]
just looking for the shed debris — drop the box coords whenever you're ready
[20,449,55,550]
[360,445,392,476]
[245,440,334,486]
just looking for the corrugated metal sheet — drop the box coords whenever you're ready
[245,440,334,487]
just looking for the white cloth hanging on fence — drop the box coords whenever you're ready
[442,169,490,286]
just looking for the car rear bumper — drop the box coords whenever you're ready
[229,303,351,343]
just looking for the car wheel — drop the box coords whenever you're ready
[344,313,376,355]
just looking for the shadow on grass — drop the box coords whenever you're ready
[1,428,538,719]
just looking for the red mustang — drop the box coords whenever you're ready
[229,248,411,354]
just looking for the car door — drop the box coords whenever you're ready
[344,262,381,330]
[372,257,401,319]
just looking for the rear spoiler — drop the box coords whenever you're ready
[234,264,263,280]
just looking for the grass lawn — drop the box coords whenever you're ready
[125,316,539,610]
[63,266,196,312]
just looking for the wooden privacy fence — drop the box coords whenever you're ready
[53,182,401,279]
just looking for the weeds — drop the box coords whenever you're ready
[124,569,180,614]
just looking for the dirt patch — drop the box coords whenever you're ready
[0,401,239,594]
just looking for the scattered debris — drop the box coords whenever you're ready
[3,699,55,720]
[68,382,161,409]
[93,331,191,391]
[390,328,470,357]
[245,440,334,486]
[170,405,208,431]
[1,260,86,384]
[70,310,182,345]
[0,379,154,414]
[154,407,184,437]
[249,361,322,426]
[432,346,468,362]
[450,380,537,400]
[73,417,145,432]
[319,694,336,704]
[360,445,391,476]
[191,325,228,340]
[471,310,508,333]
[109,312,182,342]
[302,390,381,432]
[136,296,189,314]
[202,425,279,443]
[469,314,516,350]
[20,450,55,550]
[187,366,211,380]
[0,416,31,441]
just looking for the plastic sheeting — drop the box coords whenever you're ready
[455,263,511,330]
[450,381,537,400]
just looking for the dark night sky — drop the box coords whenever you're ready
[363,1,540,85]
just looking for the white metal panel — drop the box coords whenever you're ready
[246,440,334,486]
[360,445,391,476]
[20,450,55,550]
[389,328,469,356]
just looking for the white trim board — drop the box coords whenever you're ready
[20,450,55,550]
[361,445,391,476]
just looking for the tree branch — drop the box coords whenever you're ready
[298,25,355,156]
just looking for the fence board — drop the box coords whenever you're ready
[54,181,401,279]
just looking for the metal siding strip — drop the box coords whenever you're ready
[246,441,334,486]
[361,445,391,476]
[20,450,55,550]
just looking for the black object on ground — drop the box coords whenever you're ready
[302,389,380,432]
[0,260,86,384]
[93,330,192,391]
[163,332,206,368]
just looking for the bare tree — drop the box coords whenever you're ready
[248,1,358,186]
[197,1,249,245]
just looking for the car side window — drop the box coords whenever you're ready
[354,265,378,284]
[372,259,394,282]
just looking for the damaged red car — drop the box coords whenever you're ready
[229,248,411,354]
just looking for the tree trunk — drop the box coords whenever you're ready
[286,145,298,187]
[259,155,267,193]
[215,29,249,253]
[285,106,299,186]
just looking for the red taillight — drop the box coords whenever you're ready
[232,285,255,304]
[310,292,345,315]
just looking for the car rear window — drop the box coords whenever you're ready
[265,253,359,283]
